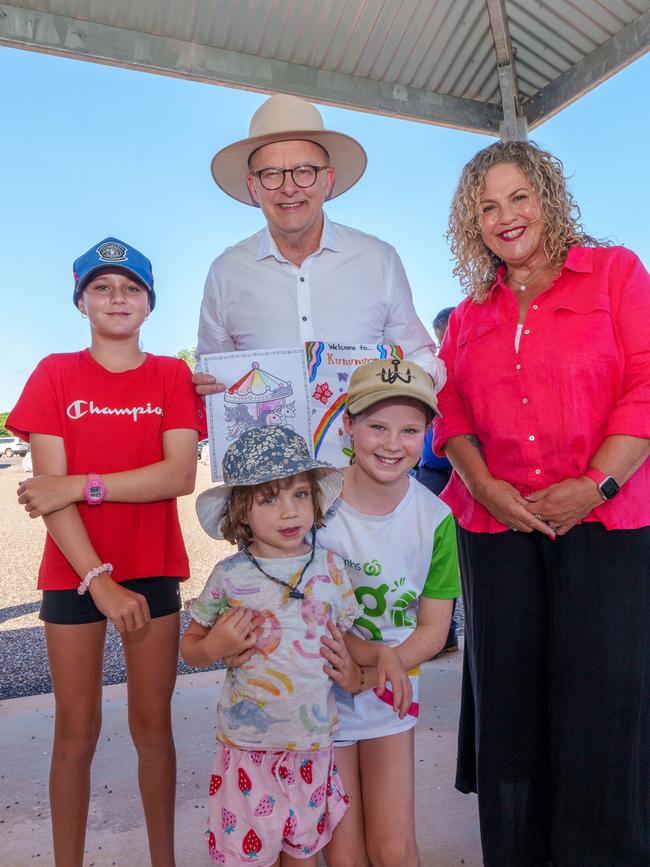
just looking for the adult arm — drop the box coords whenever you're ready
[444,434,554,536]
[526,251,650,534]
[382,246,446,389]
[194,261,234,396]
[18,428,198,518]
[29,434,150,631]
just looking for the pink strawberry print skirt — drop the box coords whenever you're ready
[206,742,349,864]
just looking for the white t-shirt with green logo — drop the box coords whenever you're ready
[317,476,460,741]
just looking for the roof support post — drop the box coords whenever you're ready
[485,0,528,141]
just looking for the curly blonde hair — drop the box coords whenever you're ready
[448,140,607,302]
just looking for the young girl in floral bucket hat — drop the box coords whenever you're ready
[317,358,461,867]
[181,425,410,866]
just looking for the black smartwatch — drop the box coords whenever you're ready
[584,468,620,501]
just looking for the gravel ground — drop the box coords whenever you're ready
[0,459,463,701]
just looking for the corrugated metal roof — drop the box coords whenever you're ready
[1,0,649,134]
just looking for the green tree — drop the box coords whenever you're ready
[0,412,9,436]
[176,348,197,372]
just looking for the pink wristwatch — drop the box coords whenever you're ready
[83,473,106,505]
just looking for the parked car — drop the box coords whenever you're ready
[197,438,209,460]
[0,436,29,457]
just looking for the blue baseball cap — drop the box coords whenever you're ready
[73,237,156,310]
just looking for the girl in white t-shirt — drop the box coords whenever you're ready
[318,358,460,867]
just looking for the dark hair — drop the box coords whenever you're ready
[220,469,329,547]
[433,307,455,331]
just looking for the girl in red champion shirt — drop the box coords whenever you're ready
[7,237,205,867]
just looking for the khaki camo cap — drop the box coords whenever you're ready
[345,358,441,417]
[210,93,367,205]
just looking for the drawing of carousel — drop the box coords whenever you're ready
[224,362,296,439]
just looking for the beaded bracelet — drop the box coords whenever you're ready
[356,666,366,694]
[77,563,113,596]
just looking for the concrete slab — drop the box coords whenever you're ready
[0,643,482,866]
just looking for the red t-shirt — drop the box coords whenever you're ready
[7,350,206,590]
[433,246,650,532]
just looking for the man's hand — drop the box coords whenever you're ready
[192,371,226,398]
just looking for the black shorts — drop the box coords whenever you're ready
[40,576,182,625]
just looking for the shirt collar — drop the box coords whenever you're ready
[493,245,594,292]
[255,212,342,263]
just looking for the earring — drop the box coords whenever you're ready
[80,312,87,319]
[349,436,356,465]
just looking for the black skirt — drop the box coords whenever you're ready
[456,523,650,867]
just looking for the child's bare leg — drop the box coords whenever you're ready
[123,611,180,867]
[46,620,106,867]
[279,854,318,866]
[360,729,419,867]
[323,743,370,867]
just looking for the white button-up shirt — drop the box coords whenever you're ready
[197,214,445,387]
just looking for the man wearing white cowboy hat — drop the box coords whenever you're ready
[194,93,443,393]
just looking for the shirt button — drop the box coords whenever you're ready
[535,469,541,475]
[516,364,521,370]
[524,329,530,335]
[529,435,535,441]
[299,277,305,282]
[522,398,528,404]
[532,304,538,310]
[302,315,307,321]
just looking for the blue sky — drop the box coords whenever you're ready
[2,45,649,409]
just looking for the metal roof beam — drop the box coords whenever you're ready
[0,3,502,135]
[525,8,650,128]
[485,0,528,141]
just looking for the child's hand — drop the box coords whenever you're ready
[89,572,151,632]
[374,645,413,719]
[223,612,264,668]
[17,474,80,517]
[205,607,259,660]
[320,621,361,693]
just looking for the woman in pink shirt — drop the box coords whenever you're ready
[434,140,650,867]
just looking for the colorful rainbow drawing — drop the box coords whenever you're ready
[313,393,347,458]
[376,344,404,361]
[306,342,325,383]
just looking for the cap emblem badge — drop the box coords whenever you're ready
[96,241,128,262]
[379,359,412,385]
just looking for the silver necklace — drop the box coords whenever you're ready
[506,261,548,292]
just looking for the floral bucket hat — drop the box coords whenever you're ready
[196,425,342,540]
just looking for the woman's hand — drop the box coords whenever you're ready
[472,476,555,538]
[374,644,413,719]
[17,474,82,517]
[88,572,150,632]
[525,477,602,536]
[320,621,362,693]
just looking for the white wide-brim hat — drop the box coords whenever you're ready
[196,425,343,540]
[211,93,367,205]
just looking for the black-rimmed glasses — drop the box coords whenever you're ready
[253,164,328,190]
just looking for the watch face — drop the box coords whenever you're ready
[600,477,620,500]
[88,484,103,500]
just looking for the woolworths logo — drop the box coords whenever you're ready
[363,560,382,577]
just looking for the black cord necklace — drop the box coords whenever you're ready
[242,527,316,600]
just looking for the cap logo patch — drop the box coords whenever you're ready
[379,359,412,385]
[96,241,128,262]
